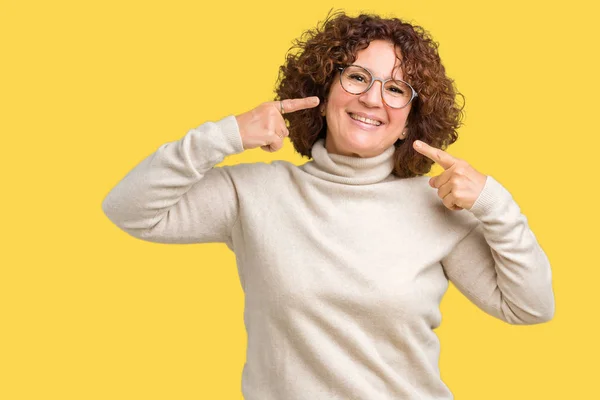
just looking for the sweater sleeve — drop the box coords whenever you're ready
[440,175,556,325]
[101,115,245,247]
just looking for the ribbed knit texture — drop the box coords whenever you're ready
[102,116,555,400]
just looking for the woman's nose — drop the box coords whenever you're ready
[359,80,384,107]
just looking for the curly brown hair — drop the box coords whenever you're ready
[274,9,465,178]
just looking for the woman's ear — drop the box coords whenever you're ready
[320,103,326,116]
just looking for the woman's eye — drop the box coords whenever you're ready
[349,74,366,82]
[387,86,404,94]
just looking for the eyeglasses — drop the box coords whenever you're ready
[337,65,418,109]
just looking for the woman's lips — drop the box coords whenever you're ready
[347,112,382,131]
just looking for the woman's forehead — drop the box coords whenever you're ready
[352,40,404,79]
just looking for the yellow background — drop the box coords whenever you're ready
[1,0,597,398]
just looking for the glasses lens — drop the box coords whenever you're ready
[341,66,372,94]
[382,80,413,108]
[341,65,414,109]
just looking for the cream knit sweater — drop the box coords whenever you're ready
[102,115,555,400]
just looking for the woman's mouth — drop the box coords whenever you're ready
[348,112,383,130]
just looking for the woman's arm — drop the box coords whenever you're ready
[101,116,244,247]
[441,176,556,325]
[102,97,316,247]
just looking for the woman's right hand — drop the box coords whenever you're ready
[235,96,320,153]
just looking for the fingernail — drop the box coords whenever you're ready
[414,141,421,148]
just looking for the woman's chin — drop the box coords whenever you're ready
[326,126,387,156]
[336,140,382,158]
[342,132,382,153]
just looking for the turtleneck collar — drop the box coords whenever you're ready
[300,138,396,185]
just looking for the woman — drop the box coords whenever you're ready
[102,10,555,400]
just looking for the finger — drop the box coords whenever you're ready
[279,125,289,138]
[442,191,462,211]
[261,139,283,152]
[438,176,464,210]
[413,140,458,170]
[437,179,454,201]
[276,96,320,114]
[270,138,284,152]
[267,119,286,140]
[429,168,453,189]
[274,125,288,139]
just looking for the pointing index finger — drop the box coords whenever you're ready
[279,96,320,114]
[414,140,457,170]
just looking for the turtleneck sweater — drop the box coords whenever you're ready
[102,115,555,400]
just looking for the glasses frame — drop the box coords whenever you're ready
[336,65,418,109]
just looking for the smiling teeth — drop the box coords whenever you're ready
[350,113,381,126]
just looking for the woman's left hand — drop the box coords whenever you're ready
[413,140,488,211]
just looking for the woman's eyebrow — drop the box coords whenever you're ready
[356,64,402,80]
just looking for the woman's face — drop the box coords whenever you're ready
[324,40,412,158]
